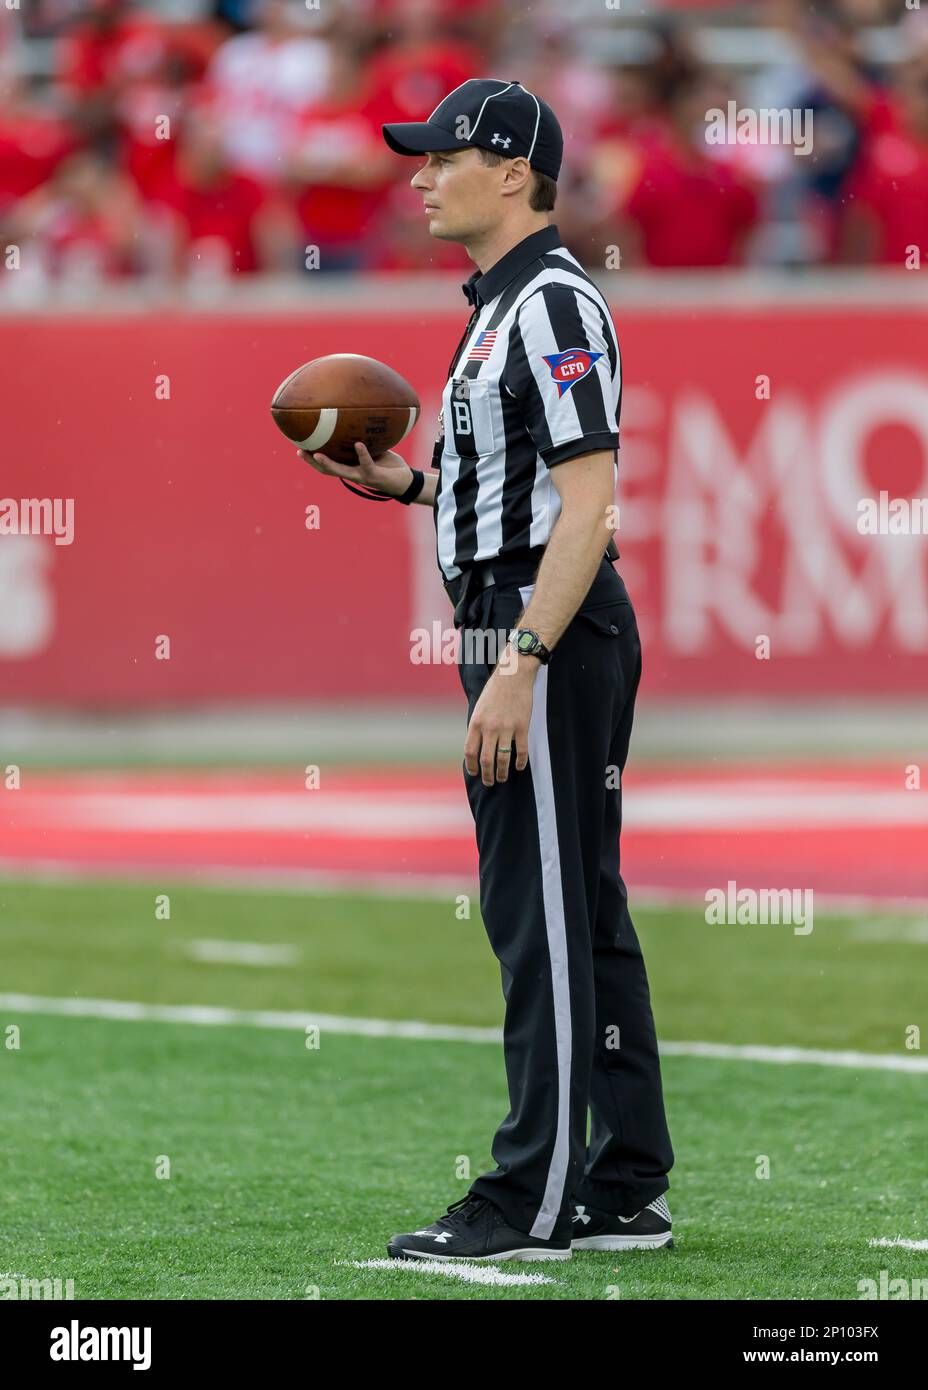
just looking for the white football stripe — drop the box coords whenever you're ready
[297,408,338,451]
[397,406,418,441]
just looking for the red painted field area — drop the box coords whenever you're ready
[0,766,925,907]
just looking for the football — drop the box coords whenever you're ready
[270,353,420,466]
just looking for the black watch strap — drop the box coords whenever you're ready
[512,628,552,664]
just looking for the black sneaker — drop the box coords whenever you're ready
[570,1194,673,1250]
[388,1193,572,1263]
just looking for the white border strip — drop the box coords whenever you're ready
[1,993,926,1072]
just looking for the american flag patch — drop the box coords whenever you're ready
[467,330,497,361]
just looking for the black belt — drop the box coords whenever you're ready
[443,538,619,628]
[442,548,543,627]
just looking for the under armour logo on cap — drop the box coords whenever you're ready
[382,78,564,181]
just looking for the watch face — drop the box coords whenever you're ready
[516,631,537,654]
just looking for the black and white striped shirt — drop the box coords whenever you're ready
[432,223,621,581]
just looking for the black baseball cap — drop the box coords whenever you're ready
[382,77,563,181]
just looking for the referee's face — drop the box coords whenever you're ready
[410,148,503,243]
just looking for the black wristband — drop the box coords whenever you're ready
[396,468,425,505]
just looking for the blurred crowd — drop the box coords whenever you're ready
[1,0,927,284]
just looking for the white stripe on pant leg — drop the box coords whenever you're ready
[519,584,572,1241]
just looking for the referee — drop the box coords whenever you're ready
[303,78,674,1263]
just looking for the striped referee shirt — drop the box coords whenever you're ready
[432,222,621,581]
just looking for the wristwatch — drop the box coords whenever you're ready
[509,628,552,665]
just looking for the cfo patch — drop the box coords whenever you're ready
[542,348,603,398]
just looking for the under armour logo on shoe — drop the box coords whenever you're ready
[572,1205,591,1225]
[491,133,512,149]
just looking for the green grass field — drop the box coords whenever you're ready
[1,879,925,1300]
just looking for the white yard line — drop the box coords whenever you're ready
[0,993,502,1043]
[343,1259,556,1286]
[868,1238,928,1251]
[657,1040,928,1073]
[851,921,928,944]
[0,992,926,1072]
[179,940,301,967]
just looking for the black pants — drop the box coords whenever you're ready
[456,557,674,1242]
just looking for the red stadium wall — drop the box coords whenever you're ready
[1,298,927,704]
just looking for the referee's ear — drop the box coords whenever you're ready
[499,155,533,199]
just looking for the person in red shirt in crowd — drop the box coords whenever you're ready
[362,0,483,135]
[354,0,484,271]
[201,0,333,180]
[360,0,496,64]
[586,72,759,268]
[149,109,295,277]
[839,11,928,265]
[556,63,673,257]
[57,0,173,140]
[285,38,394,271]
[54,0,221,206]
[114,28,220,202]
[0,149,145,279]
[57,0,163,93]
[841,50,928,265]
[55,0,220,196]
[0,73,80,217]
